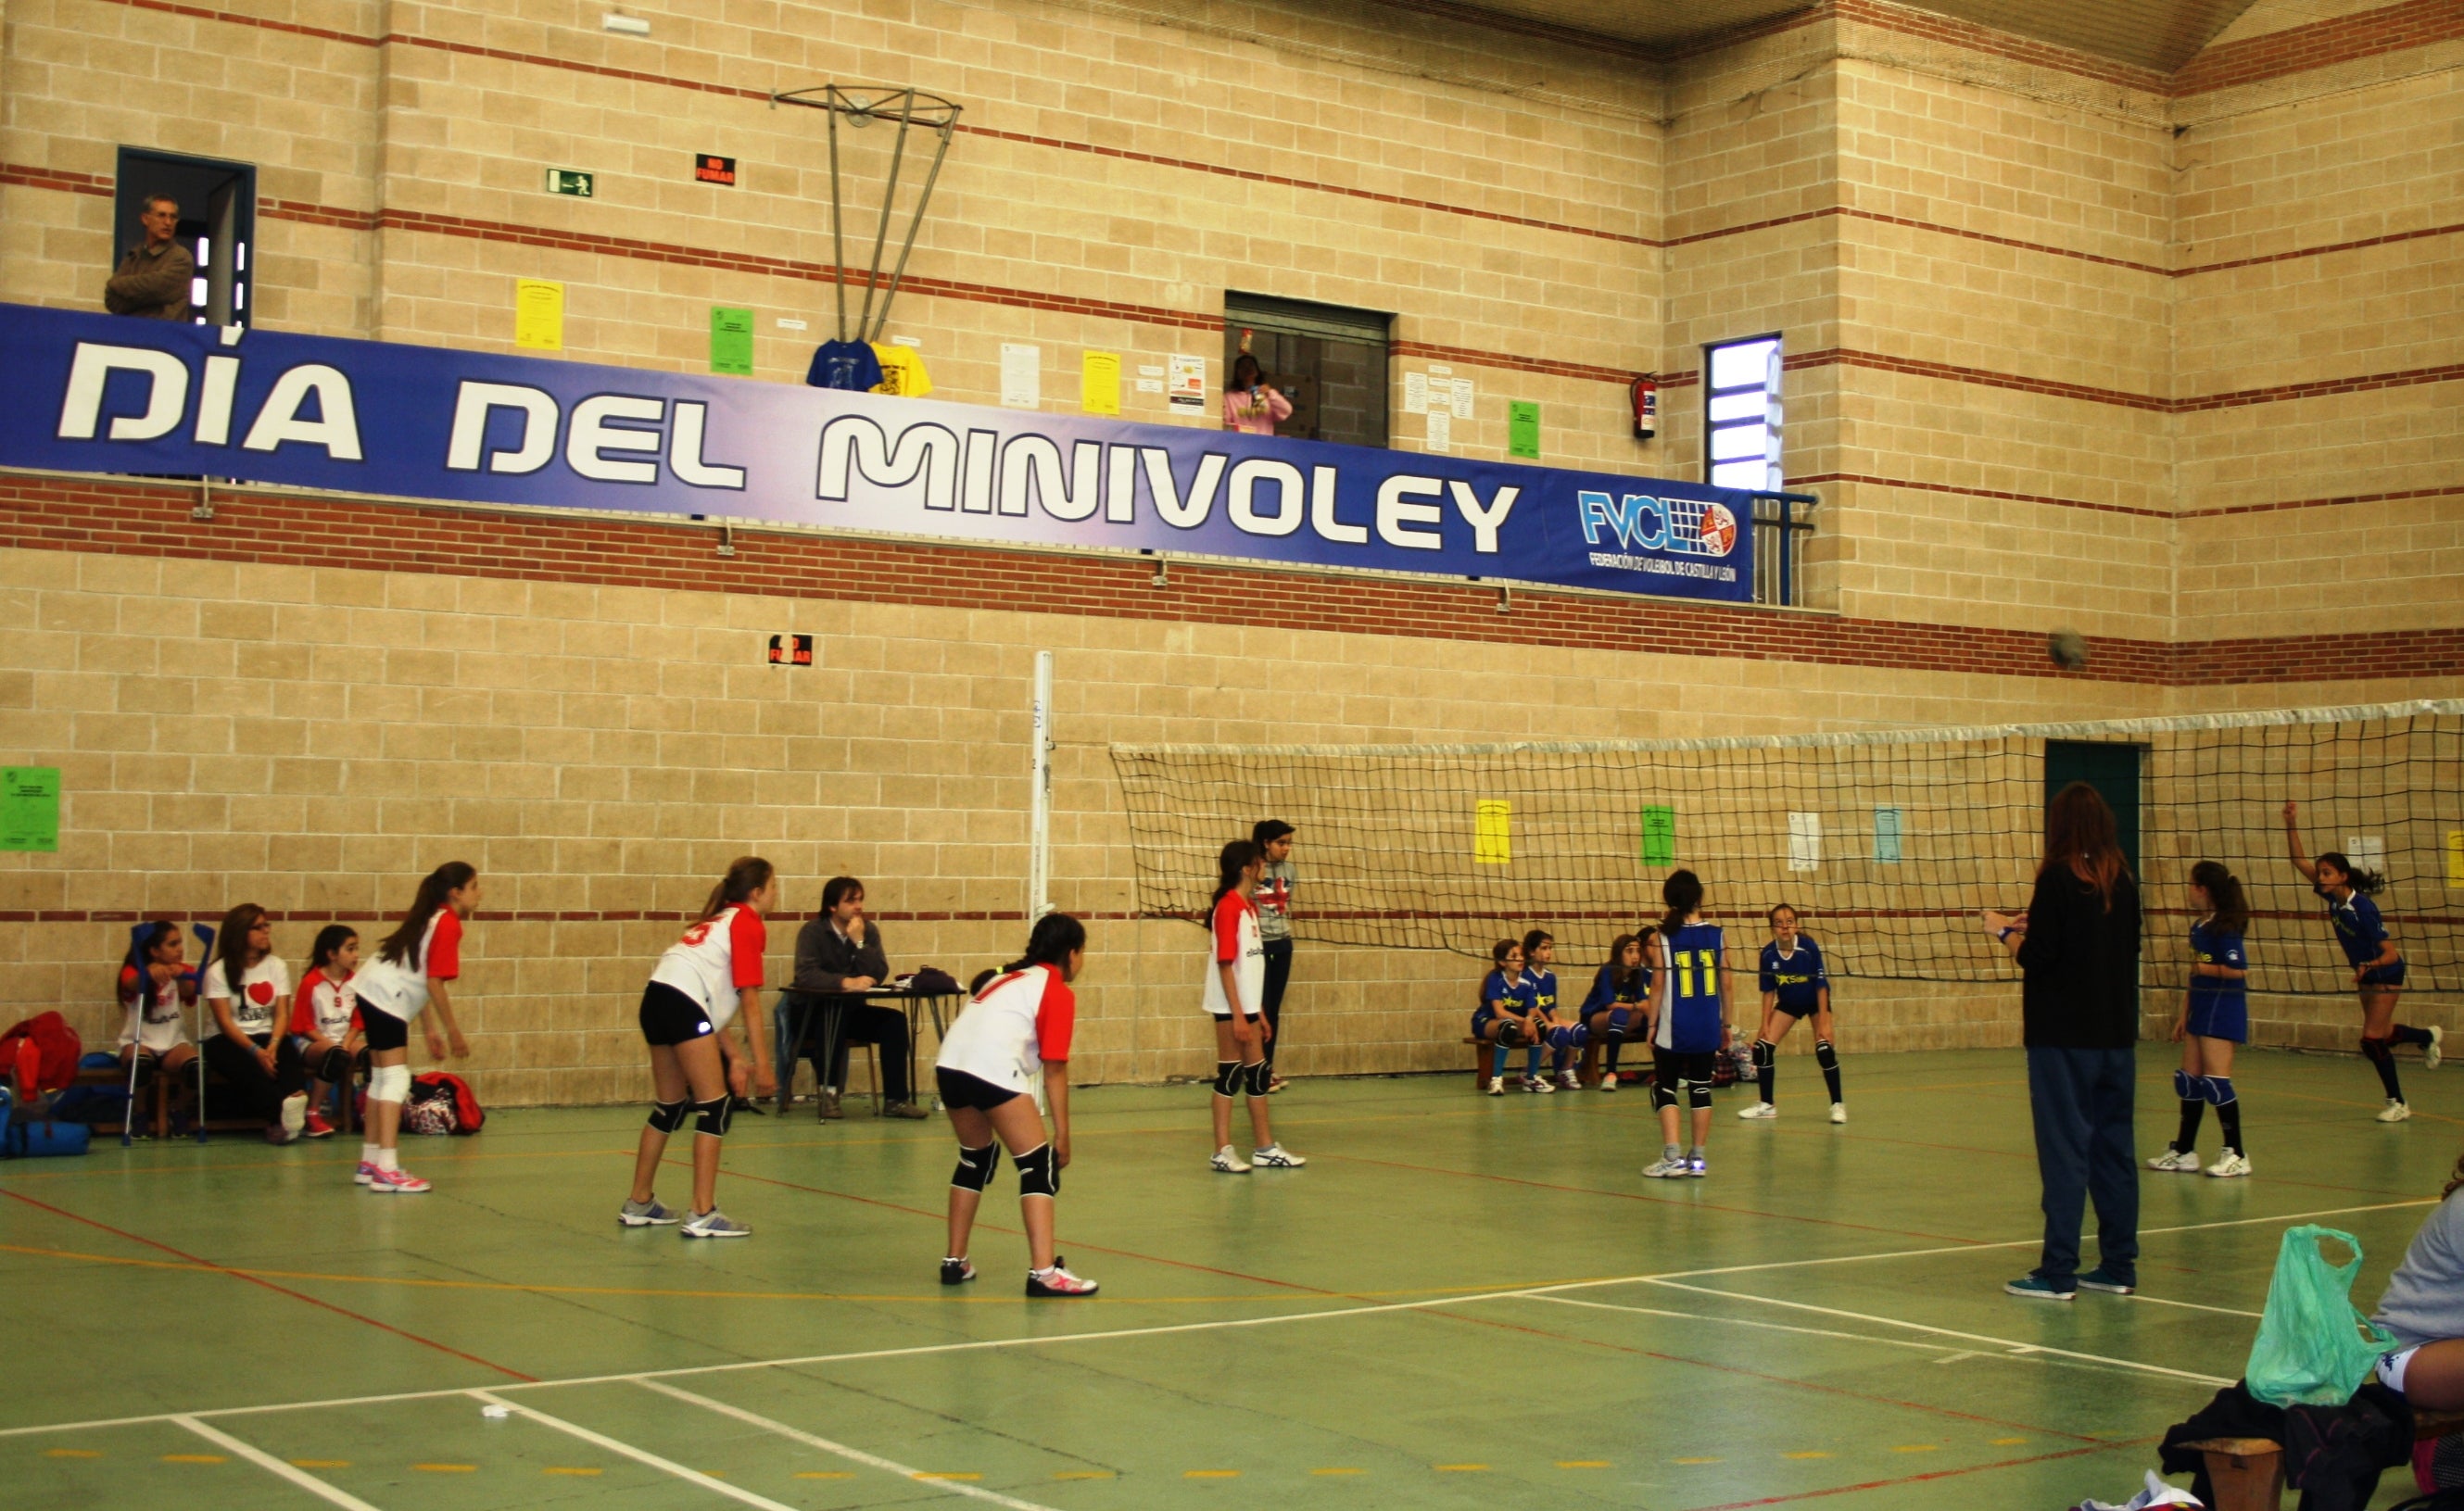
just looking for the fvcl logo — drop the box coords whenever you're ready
[1576,490,1736,557]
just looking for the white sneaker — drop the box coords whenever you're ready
[1642,1155,1688,1179]
[1211,1144,1251,1173]
[1486,1077,1507,1097]
[2146,1148,2203,1172]
[2205,1152,2252,1178]
[2379,1099,2412,1123]
[1737,1102,1776,1120]
[1558,1071,1581,1091]
[1525,1076,1555,1094]
[1598,1071,1619,1093]
[1829,1102,1848,1125]
[2427,1025,2444,1071]
[1251,1144,1306,1168]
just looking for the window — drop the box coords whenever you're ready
[113,147,257,326]
[1223,293,1391,447]
[1703,334,1782,492]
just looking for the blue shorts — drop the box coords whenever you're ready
[1471,1009,1493,1039]
[2186,996,2247,1044]
[2357,961,2407,988]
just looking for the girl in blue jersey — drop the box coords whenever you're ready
[1645,871,1730,1178]
[1522,929,1576,1092]
[1576,931,1652,1092]
[2286,801,2439,1122]
[1738,903,1845,1125]
[1472,939,1542,1096]
[2148,861,2253,1177]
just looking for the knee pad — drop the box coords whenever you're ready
[646,1098,689,1134]
[1651,1078,1678,1112]
[1603,1009,1629,1042]
[368,1063,411,1105]
[1014,1142,1059,1198]
[691,1095,732,1137]
[1242,1060,1270,1098]
[1212,1061,1242,1097]
[1546,1023,1585,1053]
[2205,1076,2236,1106]
[1813,1039,1839,1071]
[2363,1036,2395,1064]
[314,1046,355,1085]
[1688,1078,1713,1111]
[1750,1039,1775,1073]
[951,1141,998,1193]
[2173,1068,2198,1102]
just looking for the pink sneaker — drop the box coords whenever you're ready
[353,1161,377,1185]
[367,1166,431,1194]
[1026,1264,1098,1298]
[303,1112,336,1140]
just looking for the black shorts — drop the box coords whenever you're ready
[1654,1048,1718,1085]
[361,1003,409,1053]
[1773,999,1823,1020]
[638,981,715,1047]
[936,1066,1021,1112]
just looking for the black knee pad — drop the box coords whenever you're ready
[2362,1036,2395,1064]
[1750,1039,1775,1073]
[1211,1061,1241,1096]
[1814,1039,1839,1071]
[951,1141,998,1192]
[1688,1078,1713,1110]
[1497,1020,1529,1049]
[647,1098,689,1134]
[1014,1142,1058,1198]
[1650,1078,1678,1111]
[1243,1060,1270,1097]
[691,1095,732,1137]
[314,1046,356,1085]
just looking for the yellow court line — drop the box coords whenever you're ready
[1053,1470,1114,1480]
[289,1458,351,1468]
[1309,1467,1363,1476]
[412,1463,477,1472]
[44,1448,101,1458]
[1435,1464,1488,1471]
[915,1471,982,1480]
[1673,1456,1723,1465]
[1890,1444,1940,1453]
[1990,1437,2029,1445]
[793,1469,853,1479]
[1782,1451,1832,1459]
[161,1453,226,1464]
[544,1466,602,1476]
[1184,1468,1240,1478]
[1558,1459,1611,1467]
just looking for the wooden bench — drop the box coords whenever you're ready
[2185,1407,2464,1509]
[1461,1036,1632,1089]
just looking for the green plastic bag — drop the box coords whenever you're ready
[2245,1224,2397,1406]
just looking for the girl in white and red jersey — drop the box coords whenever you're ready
[118,920,199,1128]
[621,856,779,1239]
[935,912,1096,1297]
[288,925,361,1140]
[202,902,309,1145]
[1204,840,1305,1174]
[347,863,476,1193]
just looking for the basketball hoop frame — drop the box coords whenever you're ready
[770,84,962,345]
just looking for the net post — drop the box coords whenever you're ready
[1028,649,1054,920]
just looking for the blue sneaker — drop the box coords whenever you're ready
[2005,1274,2075,1301]
[618,1197,679,1228]
[2078,1267,2136,1294]
[681,1209,752,1239]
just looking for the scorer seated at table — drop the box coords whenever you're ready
[787,876,929,1120]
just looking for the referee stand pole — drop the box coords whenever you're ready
[1028,649,1055,920]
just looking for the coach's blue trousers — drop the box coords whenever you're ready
[2025,1045,2140,1290]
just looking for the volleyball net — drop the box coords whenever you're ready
[1110,700,2464,996]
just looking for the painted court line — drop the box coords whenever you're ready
[637,1379,1063,1511]
[466,1390,798,1511]
[171,1417,386,1511]
[1528,1293,1965,1355]
[1,1198,2419,1442]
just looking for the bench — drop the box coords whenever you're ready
[2185,1407,2464,1509]
[1460,1035,1632,1089]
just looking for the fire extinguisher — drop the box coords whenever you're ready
[1630,375,1658,440]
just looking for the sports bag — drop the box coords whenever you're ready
[2246,1224,2395,1406]
[409,1071,485,1134]
[0,1012,83,1094]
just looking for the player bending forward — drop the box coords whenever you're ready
[937,913,1098,1297]
[2285,801,2440,1122]
[1737,903,1845,1125]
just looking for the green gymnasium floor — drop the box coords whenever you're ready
[2,1046,2453,1511]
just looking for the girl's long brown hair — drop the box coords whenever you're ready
[699,856,774,922]
[2444,1145,2464,1201]
[2189,860,2250,935]
[377,862,476,968]
[211,903,268,997]
[2041,782,2129,912]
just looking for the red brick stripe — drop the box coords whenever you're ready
[1389,340,1646,387]
[0,163,113,197]
[2180,362,2464,412]
[2179,221,2464,277]
[2172,0,2464,95]
[2181,484,2464,519]
[115,0,371,46]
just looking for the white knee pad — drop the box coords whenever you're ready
[369,1063,411,1104]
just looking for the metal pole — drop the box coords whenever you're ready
[1779,494,1794,608]
[1028,650,1053,920]
[866,116,955,342]
[857,91,918,341]
[826,91,848,343]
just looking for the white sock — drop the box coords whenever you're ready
[360,1141,378,1165]
[376,1147,400,1172]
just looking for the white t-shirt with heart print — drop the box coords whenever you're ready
[205,955,295,1038]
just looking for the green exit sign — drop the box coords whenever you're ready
[545,168,594,197]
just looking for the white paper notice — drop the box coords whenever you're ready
[1788,812,1823,873]
[1450,377,1475,418]
[1134,378,1163,393]
[1169,353,1206,411]
[1403,371,1429,415]
[1424,407,1450,452]
[1000,344,1041,409]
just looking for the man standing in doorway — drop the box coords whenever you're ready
[1253,821,1296,1092]
[105,195,194,320]
[790,877,929,1120]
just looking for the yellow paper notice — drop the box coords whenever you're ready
[1474,800,1511,865]
[1080,350,1121,416]
[2447,829,2464,888]
[515,279,565,351]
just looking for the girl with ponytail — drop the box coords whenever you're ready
[2285,800,2438,1120]
[1201,840,1303,1173]
[347,862,479,1193]
[2149,862,2254,1178]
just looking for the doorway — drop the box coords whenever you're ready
[113,147,257,326]
[2044,740,2142,873]
[1223,292,1391,447]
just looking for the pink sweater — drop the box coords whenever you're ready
[1223,385,1293,434]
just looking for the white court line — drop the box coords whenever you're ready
[1525,1293,1965,1355]
[466,1389,797,1511]
[2,1197,2420,1441]
[171,1415,387,1511]
[2122,1292,2264,1319]
[1637,1279,2237,1387]
[639,1379,1063,1511]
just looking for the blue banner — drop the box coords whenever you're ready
[0,302,1750,601]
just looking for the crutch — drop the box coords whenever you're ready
[120,924,148,1148]
[188,923,214,1144]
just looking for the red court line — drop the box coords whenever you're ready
[0,1188,537,1381]
[1687,1442,2120,1510]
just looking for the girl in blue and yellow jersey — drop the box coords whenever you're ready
[2148,861,2254,1178]
[2286,801,2439,1122]
[1576,930,1653,1092]
[1472,939,1541,1096]
[1646,871,1731,1179]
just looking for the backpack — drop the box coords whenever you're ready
[409,1072,485,1134]
[0,1013,83,1095]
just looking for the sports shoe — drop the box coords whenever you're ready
[2077,1266,2136,1294]
[2379,1099,2412,1123]
[302,1111,335,1140]
[1026,1264,1098,1297]
[367,1166,431,1194]
[1558,1071,1581,1091]
[2205,1152,2252,1178]
[1737,1102,1777,1120]
[881,1101,931,1121]
[618,1197,680,1227]
[2004,1275,2074,1301]
[941,1257,978,1286]
[264,1125,299,1145]
[1642,1155,1689,1179]
[1687,1154,1708,1177]
[2427,1025,2444,1071]
[2146,1147,2203,1172]
[1523,1075,1554,1094]
[681,1209,751,1239]
[1251,1144,1306,1168]
[1598,1071,1619,1093]
[353,1160,377,1186]
[279,1091,308,1140]
[1829,1102,1848,1124]
[1268,1074,1290,1093]
[1211,1145,1251,1174]
[1486,1077,1507,1097]
[816,1089,843,1121]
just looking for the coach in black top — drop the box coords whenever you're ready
[789,877,928,1120]
[1983,781,2142,1303]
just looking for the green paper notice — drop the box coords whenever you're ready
[1639,804,1674,866]
[710,307,755,375]
[2,767,59,851]
[1508,400,1540,460]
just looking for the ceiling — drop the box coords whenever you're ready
[1425,0,2265,73]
